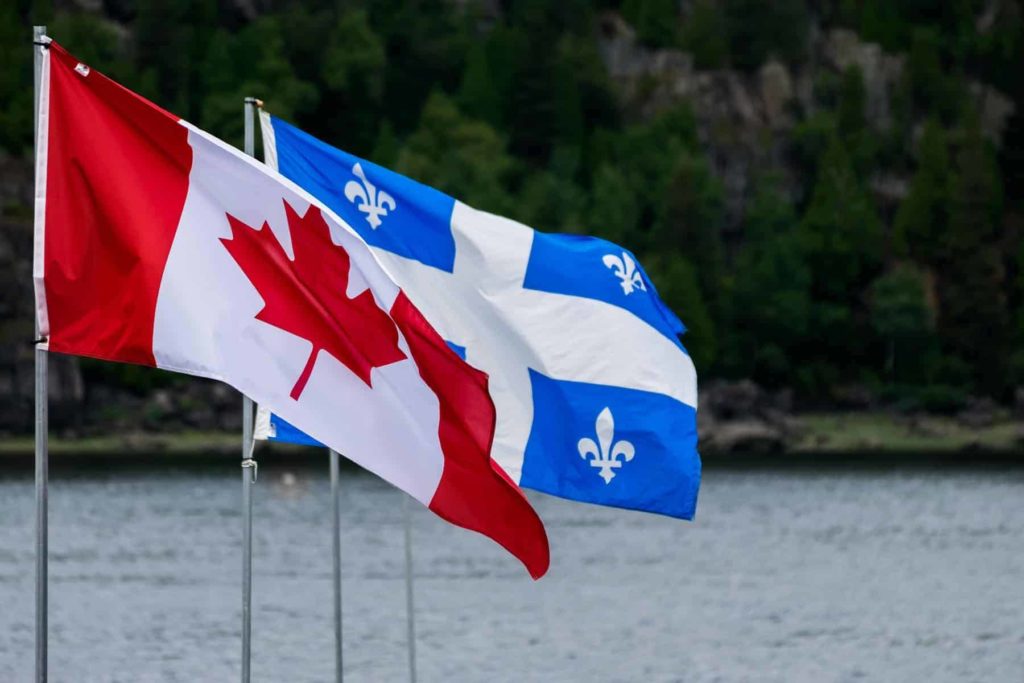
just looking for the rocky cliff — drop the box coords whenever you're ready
[596,13,1014,227]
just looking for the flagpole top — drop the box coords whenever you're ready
[244,97,264,108]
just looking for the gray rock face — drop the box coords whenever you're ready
[598,13,800,226]
[595,14,1015,228]
[821,28,905,129]
[970,82,1017,143]
[697,380,798,454]
[759,60,795,129]
[704,420,786,454]
[957,396,1002,429]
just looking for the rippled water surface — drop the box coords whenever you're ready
[1,463,1022,682]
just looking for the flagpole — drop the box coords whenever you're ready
[329,449,344,682]
[240,96,259,683]
[33,24,48,683]
[240,391,254,683]
[403,495,417,683]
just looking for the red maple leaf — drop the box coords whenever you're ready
[221,201,406,400]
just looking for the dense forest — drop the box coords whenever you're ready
[2,0,1023,414]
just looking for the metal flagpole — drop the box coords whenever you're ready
[329,449,343,682]
[240,96,259,683]
[33,24,48,683]
[240,391,254,683]
[403,495,417,683]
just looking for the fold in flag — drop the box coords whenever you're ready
[32,40,548,578]
[257,114,701,519]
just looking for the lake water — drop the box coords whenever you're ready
[0,462,1022,682]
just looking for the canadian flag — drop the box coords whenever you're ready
[33,41,549,578]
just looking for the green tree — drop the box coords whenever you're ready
[970,0,1024,95]
[836,65,875,172]
[505,22,562,163]
[1013,238,1024,386]
[726,179,811,385]
[550,40,585,152]
[595,105,699,232]
[869,264,935,381]
[642,254,717,371]
[859,0,908,51]
[682,0,728,69]
[506,0,596,37]
[837,77,865,136]
[457,41,502,127]
[555,34,619,150]
[799,135,883,302]
[906,27,959,122]
[370,120,400,168]
[653,154,726,318]
[200,19,317,147]
[893,120,950,261]
[30,0,52,25]
[396,92,513,213]
[724,0,809,70]
[49,12,138,86]
[276,4,334,87]
[134,0,216,119]
[502,1,611,162]
[622,0,679,48]
[940,118,1007,393]
[0,2,33,154]
[587,164,640,247]
[797,135,884,381]
[513,168,586,233]
[465,24,526,131]
[316,9,386,153]
[322,10,385,99]
[790,112,837,189]
[367,0,470,133]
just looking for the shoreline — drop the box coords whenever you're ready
[791,412,1022,454]
[0,412,1020,469]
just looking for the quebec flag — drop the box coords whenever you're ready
[255,113,701,519]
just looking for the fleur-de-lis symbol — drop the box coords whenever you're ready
[344,162,396,229]
[602,251,646,295]
[577,407,635,484]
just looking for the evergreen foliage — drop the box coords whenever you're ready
[869,264,935,382]
[0,3,35,154]
[654,154,725,318]
[643,254,717,371]
[941,117,1007,394]
[797,135,884,385]
[621,0,678,48]
[681,0,728,69]
[894,120,951,262]
[723,0,809,70]
[726,178,811,386]
[395,92,514,214]
[2,0,1020,406]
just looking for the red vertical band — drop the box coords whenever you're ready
[42,43,192,366]
[392,292,550,579]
